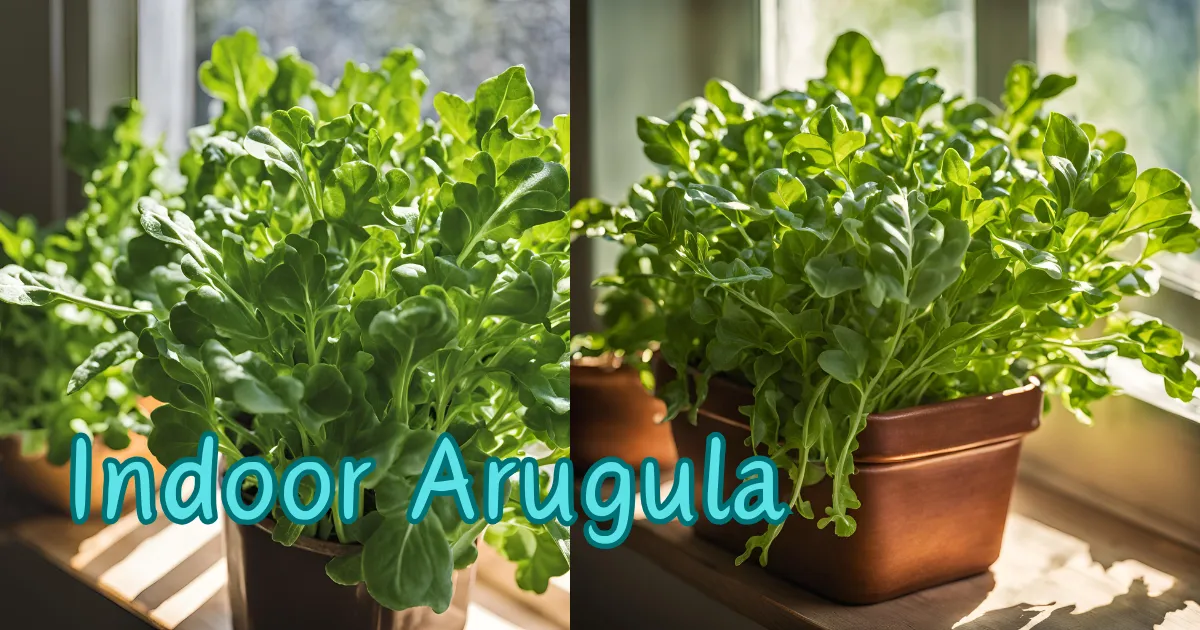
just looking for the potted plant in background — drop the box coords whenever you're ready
[570,197,676,474]
[589,31,1200,604]
[0,102,174,515]
[1,30,571,629]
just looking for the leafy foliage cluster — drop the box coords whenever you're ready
[1,30,570,612]
[0,103,175,461]
[583,32,1199,564]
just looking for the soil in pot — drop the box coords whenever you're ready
[665,367,1041,604]
[225,517,474,630]
[571,356,676,474]
[0,430,163,516]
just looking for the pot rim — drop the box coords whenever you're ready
[248,517,362,559]
[571,354,626,370]
[571,356,652,388]
[221,455,363,560]
[666,366,1042,464]
[0,429,148,457]
[692,367,1041,421]
[684,409,1027,471]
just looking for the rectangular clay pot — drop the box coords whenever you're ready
[667,370,1041,604]
[224,518,474,630]
[0,429,162,516]
[571,356,676,473]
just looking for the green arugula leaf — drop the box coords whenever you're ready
[363,515,455,613]
[199,29,278,132]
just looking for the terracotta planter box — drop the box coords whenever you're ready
[0,430,162,516]
[225,518,474,630]
[571,356,676,473]
[667,369,1041,604]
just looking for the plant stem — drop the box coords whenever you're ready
[394,354,413,427]
[879,303,1021,407]
[787,375,830,519]
[304,309,320,365]
[451,519,489,560]
[331,499,348,543]
[219,411,268,453]
[832,303,908,518]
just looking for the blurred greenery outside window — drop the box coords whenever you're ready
[770,0,974,97]
[1036,0,1200,289]
[1037,0,1199,197]
[193,0,570,122]
[1030,0,1200,420]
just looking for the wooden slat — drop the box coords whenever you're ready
[471,582,567,630]
[620,480,1200,630]
[477,543,571,629]
[7,507,566,630]
[148,560,229,630]
[12,515,229,630]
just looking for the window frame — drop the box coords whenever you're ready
[136,0,194,158]
[0,0,137,225]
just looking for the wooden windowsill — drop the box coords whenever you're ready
[0,483,568,630]
[608,478,1200,630]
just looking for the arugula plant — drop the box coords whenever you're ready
[0,30,570,612]
[590,32,1200,565]
[569,197,667,380]
[0,102,174,463]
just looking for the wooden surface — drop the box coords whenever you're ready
[0,483,568,630]
[477,543,571,630]
[7,469,1200,629]
[621,480,1200,630]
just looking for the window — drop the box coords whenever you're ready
[1036,0,1200,307]
[192,0,570,124]
[1020,0,1200,547]
[769,0,975,96]
[1033,0,1200,334]
[1037,0,1199,190]
[139,0,569,157]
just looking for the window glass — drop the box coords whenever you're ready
[1037,0,1200,316]
[771,0,974,96]
[1037,0,1200,189]
[194,0,570,123]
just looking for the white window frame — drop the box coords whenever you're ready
[0,0,138,224]
[137,0,194,158]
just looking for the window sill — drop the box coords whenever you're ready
[583,480,1200,630]
[1023,382,1200,553]
[0,481,567,630]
